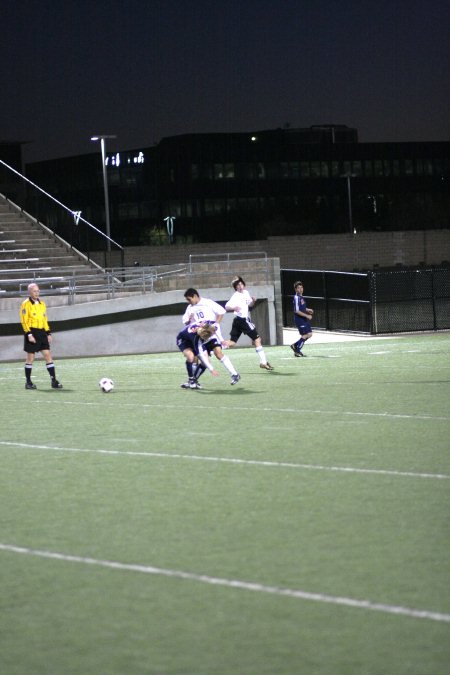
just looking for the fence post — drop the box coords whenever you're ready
[322,272,330,330]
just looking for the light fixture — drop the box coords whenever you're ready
[91,134,117,260]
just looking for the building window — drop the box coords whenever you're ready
[290,162,299,178]
[364,160,373,176]
[214,163,224,179]
[204,199,225,215]
[404,159,414,175]
[352,161,362,176]
[374,160,384,176]
[226,198,237,212]
[164,201,182,217]
[423,159,433,176]
[310,162,321,178]
[300,162,310,178]
[213,163,235,179]
[257,162,266,179]
[118,203,139,219]
[224,163,235,178]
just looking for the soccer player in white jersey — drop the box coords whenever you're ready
[182,288,227,346]
[183,289,241,384]
[225,276,274,370]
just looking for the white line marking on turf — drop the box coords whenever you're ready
[0,543,448,624]
[11,398,450,421]
[0,441,448,480]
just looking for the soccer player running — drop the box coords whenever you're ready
[176,323,219,389]
[291,280,314,357]
[225,276,274,370]
[182,288,241,385]
[20,283,63,389]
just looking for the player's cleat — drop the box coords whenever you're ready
[51,378,63,389]
[25,381,37,390]
[181,377,197,389]
[290,344,297,354]
[260,362,274,370]
[297,351,306,357]
[189,379,201,389]
[230,374,241,385]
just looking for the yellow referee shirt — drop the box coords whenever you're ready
[20,298,51,334]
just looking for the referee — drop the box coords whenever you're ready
[20,283,63,390]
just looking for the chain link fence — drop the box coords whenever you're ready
[281,267,450,334]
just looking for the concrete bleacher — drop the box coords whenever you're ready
[0,194,103,291]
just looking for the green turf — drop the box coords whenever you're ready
[1,334,449,674]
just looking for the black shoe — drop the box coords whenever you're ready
[297,351,306,357]
[230,374,241,385]
[25,381,37,390]
[51,378,63,389]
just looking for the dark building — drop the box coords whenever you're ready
[0,141,26,203]
[21,126,450,246]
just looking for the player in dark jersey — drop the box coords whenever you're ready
[291,281,313,357]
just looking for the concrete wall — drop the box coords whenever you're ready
[0,286,275,362]
[102,229,450,271]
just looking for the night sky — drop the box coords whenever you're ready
[3,0,450,163]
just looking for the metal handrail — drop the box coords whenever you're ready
[0,159,124,267]
[0,257,271,304]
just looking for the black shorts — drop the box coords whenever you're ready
[201,336,221,354]
[24,328,50,353]
[230,316,259,343]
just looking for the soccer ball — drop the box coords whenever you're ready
[99,377,114,393]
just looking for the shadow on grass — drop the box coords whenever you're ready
[198,387,263,396]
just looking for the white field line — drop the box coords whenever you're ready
[7,397,450,422]
[0,441,448,480]
[1,543,449,624]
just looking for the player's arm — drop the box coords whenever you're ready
[197,341,219,376]
[295,308,313,319]
[225,293,238,312]
[20,302,31,334]
[20,301,38,343]
[182,307,195,325]
[209,299,226,320]
[42,306,51,333]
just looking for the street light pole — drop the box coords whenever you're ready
[91,134,117,265]
[346,174,353,234]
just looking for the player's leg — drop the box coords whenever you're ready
[213,346,240,383]
[248,328,273,370]
[24,351,36,389]
[42,348,63,388]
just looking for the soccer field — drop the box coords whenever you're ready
[1,333,449,674]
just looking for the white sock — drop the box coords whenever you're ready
[220,355,237,376]
[256,346,267,364]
